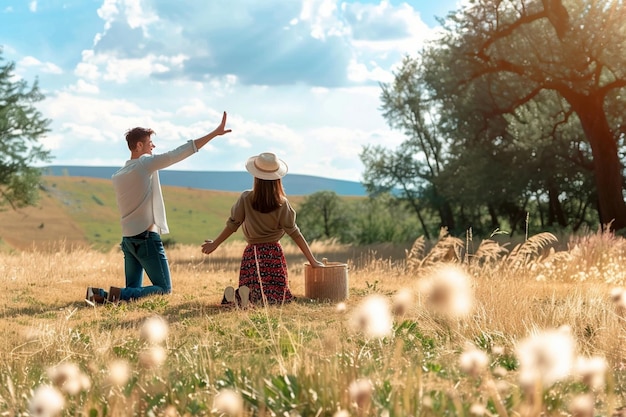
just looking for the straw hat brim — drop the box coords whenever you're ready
[245,155,288,180]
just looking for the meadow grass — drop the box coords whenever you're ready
[1,230,626,416]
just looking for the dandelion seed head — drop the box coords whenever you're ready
[212,388,243,417]
[575,355,607,391]
[138,345,167,369]
[28,385,64,417]
[140,315,169,345]
[422,396,433,409]
[392,287,413,316]
[610,287,626,314]
[336,302,347,313]
[420,264,473,318]
[348,378,373,409]
[333,410,350,417]
[610,287,624,303]
[47,362,90,396]
[459,346,489,378]
[491,345,505,356]
[469,403,486,416]
[492,366,508,378]
[350,295,393,339]
[495,379,510,395]
[569,393,594,417]
[79,373,91,392]
[516,328,576,388]
[163,405,179,417]
[107,359,131,387]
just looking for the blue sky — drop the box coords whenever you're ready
[1,0,461,182]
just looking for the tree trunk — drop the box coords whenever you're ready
[487,204,499,229]
[403,192,431,240]
[547,182,568,227]
[566,92,626,230]
[438,200,456,232]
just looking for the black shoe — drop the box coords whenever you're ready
[86,287,106,306]
[221,286,235,305]
[108,286,122,303]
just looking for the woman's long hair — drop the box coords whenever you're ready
[251,178,286,213]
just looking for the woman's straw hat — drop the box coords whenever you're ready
[245,152,288,180]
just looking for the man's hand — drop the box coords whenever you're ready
[214,111,232,136]
[194,111,232,150]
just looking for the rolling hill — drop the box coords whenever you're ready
[42,166,368,196]
[0,176,340,252]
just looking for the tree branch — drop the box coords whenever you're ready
[598,79,626,97]
[477,10,547,62]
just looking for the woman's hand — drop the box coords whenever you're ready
[201,239,218,255]
[310,259,325,268]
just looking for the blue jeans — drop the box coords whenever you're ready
[119,232,172,301]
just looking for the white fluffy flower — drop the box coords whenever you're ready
[47,362,90,396]
[28,385,64,417]
[107,359,131,387]
[419,264,474,318]
[569,393,594,417]
[574,355,607,391]
[392,287,414,316]
[138,345,167,369]
[140,315,169,345]
[459,346,489,377]
[516,327,576,388]
[212,388,243,416]
[348,378,373,409]
[351,295,393,339]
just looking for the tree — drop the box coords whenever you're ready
[360,144,432,238]
[296,191,351,242]
[362,56,454,239]
[0,51,51,209]
[424,0,626,230]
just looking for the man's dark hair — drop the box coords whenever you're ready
[125,127,155,151]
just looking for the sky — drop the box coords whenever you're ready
[0,0,461,182]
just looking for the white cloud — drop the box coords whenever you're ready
[175,99,211,118]
[300,0,344,40]
[346,58,394,84]
[97,0,120,30]
[75,51,187,83]
[5,0,449,182]
[40,133,62,150]
[18,56,63,74]
[40,92,149,136]
[69,79,100,94]
[124,0,159,32]
[29,1,37,12]
[74,61,100,81]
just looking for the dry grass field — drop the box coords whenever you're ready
[1,227,626,416]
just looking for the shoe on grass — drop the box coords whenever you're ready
[108,286,122,303]
[237,285,250,308]
[221,286,235,305]
[85,287,107,306]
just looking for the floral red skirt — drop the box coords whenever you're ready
[238,242,295,305]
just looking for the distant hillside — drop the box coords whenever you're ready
[42,166,367,196]
[1,177,294,251]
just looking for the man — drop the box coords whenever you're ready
[86,111,231,305]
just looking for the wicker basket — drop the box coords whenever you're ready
[304,259,348,302]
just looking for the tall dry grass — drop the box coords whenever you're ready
[1,229,626,416]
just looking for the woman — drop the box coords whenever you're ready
[201,152,324,305]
